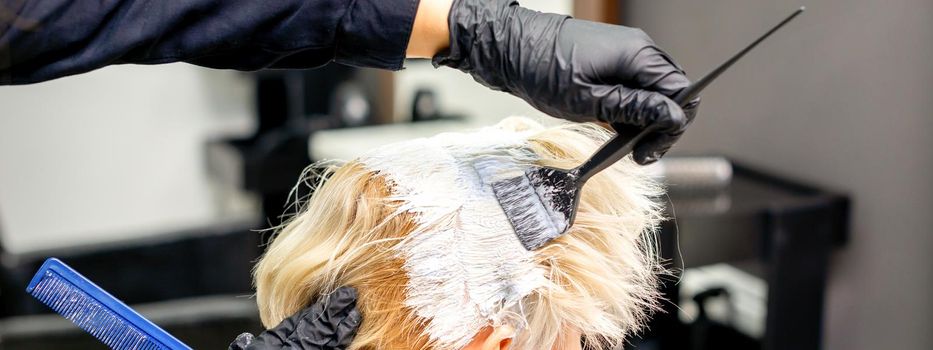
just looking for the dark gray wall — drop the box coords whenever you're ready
[625,0,933,348]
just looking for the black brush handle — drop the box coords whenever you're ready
[574,124,656,183]
[673,6,805,105]
[573,6,805,183]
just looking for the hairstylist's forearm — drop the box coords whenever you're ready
[406,0,453,58]
[2,0,411,84]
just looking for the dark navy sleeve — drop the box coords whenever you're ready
[0,0,420,85]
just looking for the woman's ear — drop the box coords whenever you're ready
[463,324,515,350]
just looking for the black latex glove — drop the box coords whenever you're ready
[229,287,361,350]
[434,0,701,164]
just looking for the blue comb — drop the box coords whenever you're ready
[26,258,192,350]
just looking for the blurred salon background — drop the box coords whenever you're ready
[1,0,931,349]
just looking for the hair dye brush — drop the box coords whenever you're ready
[486,7,805,250]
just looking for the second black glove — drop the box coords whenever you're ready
[229,286,361,350]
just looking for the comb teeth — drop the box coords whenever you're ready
[29,271,164,350]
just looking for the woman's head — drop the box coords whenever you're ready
[255,117,665,350]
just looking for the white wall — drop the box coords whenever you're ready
[0,64,256,253]
[625,0,933,348]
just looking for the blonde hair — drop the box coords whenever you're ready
[254,117,666,350]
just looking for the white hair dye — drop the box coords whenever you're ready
[358,126,547,349]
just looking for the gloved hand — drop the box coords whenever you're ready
[229,286,361,350]
[434,0,701,164]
